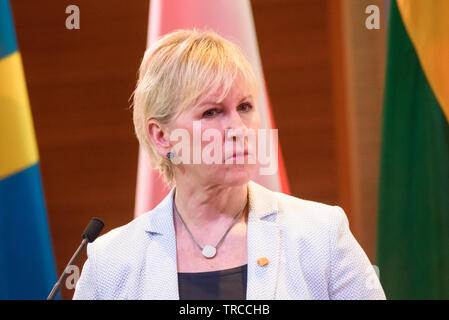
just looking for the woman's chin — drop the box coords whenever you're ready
[218,165,256,186]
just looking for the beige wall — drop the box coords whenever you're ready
[340,0,387,259]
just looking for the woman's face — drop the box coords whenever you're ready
[168,74,261,187]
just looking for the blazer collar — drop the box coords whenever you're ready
[143,186,176,235]
[144,180,280,234]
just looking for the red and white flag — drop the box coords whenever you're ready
[134,0,290,217]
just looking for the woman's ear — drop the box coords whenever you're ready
[147,119,171,156]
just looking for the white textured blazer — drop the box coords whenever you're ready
[73,180,386,300]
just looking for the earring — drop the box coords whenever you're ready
[166,151,174,159]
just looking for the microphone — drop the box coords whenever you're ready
[47,218,104,300]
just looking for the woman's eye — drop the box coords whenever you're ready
[238,102,253,112]
[202,108,219,118]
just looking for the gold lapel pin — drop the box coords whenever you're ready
[257,257,269,267]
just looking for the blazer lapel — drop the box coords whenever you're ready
[246,181,281,300]
[142,187,180,300]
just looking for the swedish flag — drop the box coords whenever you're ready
[0,0,58,299]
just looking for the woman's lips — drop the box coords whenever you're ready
[227,150,249,161]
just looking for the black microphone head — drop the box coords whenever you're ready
[82,218,105,243]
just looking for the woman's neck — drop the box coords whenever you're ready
[173,179,248,228]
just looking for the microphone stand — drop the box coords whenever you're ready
[47,238,88,300]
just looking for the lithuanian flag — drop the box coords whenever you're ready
[377,0,449,299]
[0,0,57,299]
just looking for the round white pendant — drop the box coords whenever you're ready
[202,245,217,259]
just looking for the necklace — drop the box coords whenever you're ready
[173,195,247,259]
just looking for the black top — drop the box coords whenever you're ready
[178,264,247,300]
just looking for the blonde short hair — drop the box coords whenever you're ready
[132,29,259,186]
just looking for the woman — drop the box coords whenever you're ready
[73,29,386,300]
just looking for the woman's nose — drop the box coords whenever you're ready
[225,109,247,130]
[225,111,247,140]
